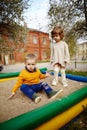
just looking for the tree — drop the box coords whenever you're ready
[48,0,87,31]
[0,0,30,41]
[0,0,30,53]
[48,0,87,56]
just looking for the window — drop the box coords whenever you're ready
[0,54,2,61]
[23,37,27,43]
[0,34,1,40]
[22,34,28,44]
[34,51,38,58]
[43,51,47,59]
[10,53,14,60]
[9,34,13,41]
[43,37,46,45]
[33,36,37,44]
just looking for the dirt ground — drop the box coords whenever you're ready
[0,75,87,123]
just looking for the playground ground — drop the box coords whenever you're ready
[1,61,87,73]
[0,75,87,123]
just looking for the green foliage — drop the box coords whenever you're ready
[0,0,30,53]
[48,0,87,31]
[0,0,29,25]
[0,0,30,39]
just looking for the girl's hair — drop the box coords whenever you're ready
[25,53,36,61]
[51,26,64,40]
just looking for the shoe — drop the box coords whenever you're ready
[48,89,63,99]
[32,93,41,104]
[62,81,68,87]
[34,96,41,104]
[52,78,58,86]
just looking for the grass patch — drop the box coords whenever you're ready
[48,69,87,77]
[66,70,87,77]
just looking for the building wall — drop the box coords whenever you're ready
[25,29,50,60]
[76,42,87,60]
[0,29,50,65]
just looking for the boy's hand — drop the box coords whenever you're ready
[8,92,15,99]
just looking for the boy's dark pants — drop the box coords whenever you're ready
[20,82,53,100]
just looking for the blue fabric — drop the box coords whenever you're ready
[20,82,52,99]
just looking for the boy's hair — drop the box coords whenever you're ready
[25,53,36,62]
[51,26,64,40]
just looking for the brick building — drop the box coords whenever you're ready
[0,28,50,65]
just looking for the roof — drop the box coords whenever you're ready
[28,28,49,35]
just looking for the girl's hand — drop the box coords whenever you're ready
[50,61,53,64]
[45,72,51,77]
[65,61,70,65]
[8,92,15,99]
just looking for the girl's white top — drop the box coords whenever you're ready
[50,40,70,67]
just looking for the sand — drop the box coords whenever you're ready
[0,75,87,123]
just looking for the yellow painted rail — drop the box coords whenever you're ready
[35,98,87,130]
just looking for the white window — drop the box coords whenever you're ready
[9,34,13,41]
[23,35,27,43]
[10,53,14,60]
[33,36,37,44]
[43,51,47,59]
[43,37,46,45]
[34,51,38,58]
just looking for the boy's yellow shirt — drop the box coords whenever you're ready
[12,69,46,93]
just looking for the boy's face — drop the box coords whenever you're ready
[25,59,36,72]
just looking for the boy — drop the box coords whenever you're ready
[9,53,63,103]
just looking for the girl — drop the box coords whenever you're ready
[50,26,70,87]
